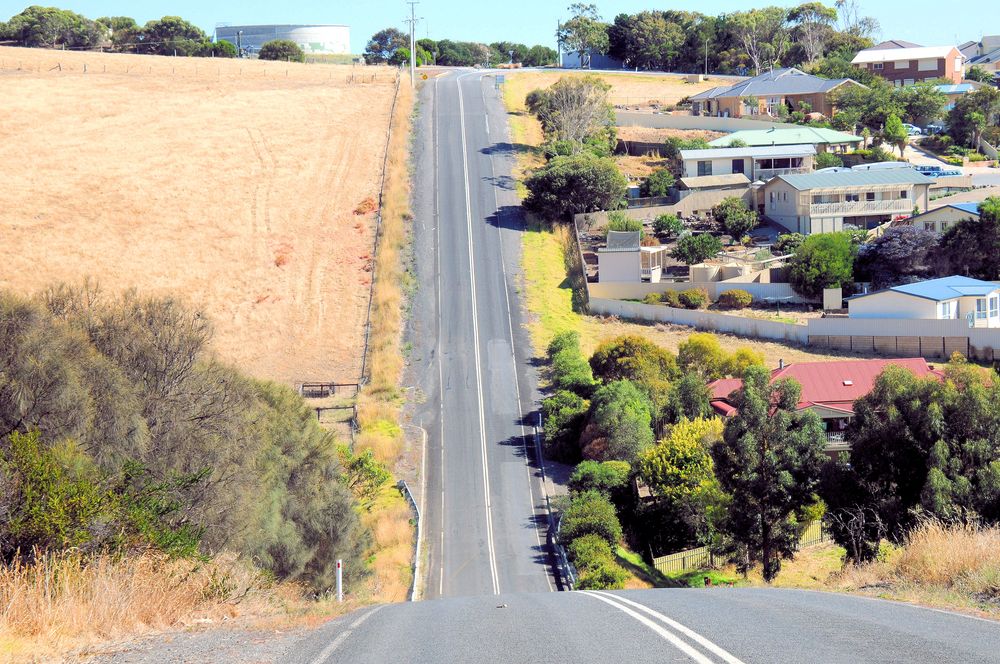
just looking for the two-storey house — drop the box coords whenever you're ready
[852,45,965,85]
[679,145,815,182]
[763,169,934,234]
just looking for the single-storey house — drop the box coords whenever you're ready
[707,126,862,154]
[763,169,933,234]
[679,144,815,182]
[895,202,980,233]
[852,44,965,85]
[688,68,864,118]
[709,358,942,455]
[848,275,1000,328]
[597,231,668,283]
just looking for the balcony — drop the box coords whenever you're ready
[809,199,913,216]
[754,167,810,181]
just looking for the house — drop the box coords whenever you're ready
[674,173,753,213]
[597,231,668,283]
[679,145,815,182]
[960,35,1000,80]
[559,50,623,70]
[707,127,862,154]
[708,358,942,455]
[763,169,934,234]
[688,67,864,118]
[935,83,982,111]
[851,45,965,85]
[848,275,1000,328]
[895,202,980,233]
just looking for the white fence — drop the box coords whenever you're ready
[616,111,797,132]
[589,298,810,343]
[589,281,808,304]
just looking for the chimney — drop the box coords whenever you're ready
[778,358,785,369]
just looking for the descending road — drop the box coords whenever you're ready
[404,69,556,599]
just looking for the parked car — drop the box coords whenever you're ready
[914,165,963,177]
[852,161,913,171]
[903,123,923,136]
[925,122,947,135]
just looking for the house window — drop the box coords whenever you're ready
[940,301,953,319]
[873,62,884,70]
[924,222,936,231]
[976,298,988,319]
[991,296,999,318]
[846,193,860,202]
[783,192,787,201]
[904,78,915,86]
[732,159,745,174]
[940,222,950,231]
[900,190,909,199]
[918,58,937,72]
[866,192,876,202]
[769,191,775,203]
[697,161,712,177]
[759,158,773,169]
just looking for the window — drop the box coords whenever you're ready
[976,298,988,319]
[991,296,999,318]
[697,161,712,176]
[769,191,775,203]
[873,62,884,70]
[940,301,952,319]
[846,193,860,202]
[866,192,876,201]
[918,58,937,72]
[940,222,950,231]
[956,57,963,72]
[900,190,909,199]
[732,158,745,174]
[924,222,936,231]
[904,78,915,86]
[783,192,787,201]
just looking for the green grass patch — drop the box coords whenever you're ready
[615,546,676,588]
[522,225,584,354]
[665,568,744,588]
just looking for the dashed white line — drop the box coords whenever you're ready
[308,606,385,664]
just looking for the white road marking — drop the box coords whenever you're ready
[308,606,385,664]
[479,78,553,592]
[581,593,729,664]
[457,72,501,596]
[591,591,747,664]
[434,75,447,600]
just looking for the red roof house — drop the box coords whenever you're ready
[708,358,942,455]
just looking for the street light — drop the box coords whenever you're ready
[509,49,514,65]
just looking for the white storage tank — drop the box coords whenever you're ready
[215,24,351,56]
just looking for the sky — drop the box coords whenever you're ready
[0,1,995,54]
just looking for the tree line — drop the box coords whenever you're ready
[363,28,557,67]
[557,1,879,75]
[0,284,387,591]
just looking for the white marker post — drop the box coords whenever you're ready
[336,559,343,602]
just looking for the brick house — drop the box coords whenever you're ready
[851,45,965,85]
[688,68,864,118]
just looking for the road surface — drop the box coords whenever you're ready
[404,69,557,599]
[284,588,1000,663]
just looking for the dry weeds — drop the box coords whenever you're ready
[0,46,397,384]
[616,126,725,143]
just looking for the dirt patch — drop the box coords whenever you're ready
[616,126,725,144]
[0,46,398,383]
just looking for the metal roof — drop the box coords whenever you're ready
[969,48,1000,65]
[687,68,859,101]
[852,45,960,63]
[869,39,923,50]
[680,144,816,160]
[773,169,934,191]
[850,276,1000,303]
[708,127,862,148]
[935,83,977,94]
[601,231,641,252]
[678,173,751,189]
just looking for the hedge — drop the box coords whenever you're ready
[717,289,752,309]
[679,288,709,310]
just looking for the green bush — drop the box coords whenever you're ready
[678,289,709,310]
[671,233,723,265]
[542,390,590,463]
[642,292,662,305]
[788,232,856,299]
[560,490,623,547]
[568,460,631,496]
[524,153,628,221]
[814,152,843,169]
[653,214,683,237]
[712,197,758,240]
[661,290,682,308]
[259,39,305,62]
[567,532,616,570]
[606,211,643,235]
[576,561,629,589]
[717,289,753,309]
[548,331,596,396]
[548,330,581,356]
[640,169,675,197]
[775,233,805,254]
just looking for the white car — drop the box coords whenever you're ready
[902,123,923,136]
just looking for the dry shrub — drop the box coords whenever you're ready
[895,521,1000,590]
[361,500,413,603]
[354,197,377,215]
[0,550,285,659]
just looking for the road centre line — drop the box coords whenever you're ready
[590,591,746,664]
[457,72,501,596]
[309,605,385,664]
[479,76,553,592]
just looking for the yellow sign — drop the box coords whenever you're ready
[421,73,428,80]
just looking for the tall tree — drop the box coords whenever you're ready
[3,6,104,48]
[788,231,857,299]
[834,0,880,39]
[788,2,838,63]
[608,11,684,70]
[856,226,939,289]
[730,7,791,75]
[937,198,1000,280]
[711,366,826,582]
[557,3,609,68]
[882,113,908,157]
[948,86,1000,148]
[579,380,655,465]
[364,27,408,64]
[523,153,626,220]
[526,76,615,147]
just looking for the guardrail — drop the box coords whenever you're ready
[397,479,422,601]
[536,412,577,590]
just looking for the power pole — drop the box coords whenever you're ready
[404,1,422,88]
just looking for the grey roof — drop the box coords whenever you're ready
[678,173,751,189]
[868,39,923,50]
[969,48,1000,65]
[601,231,641,252]
[689,86,729,102]
[708,127,862,147]
[774,169,935,191]
[688,68,860,101]
[680,144,816,160]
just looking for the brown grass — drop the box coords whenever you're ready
[0,550,349,663]
[616,126,725,143]
[503,70,722,110]
[0,46,398,384]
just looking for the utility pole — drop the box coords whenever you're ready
[404,1,422,88]
[704,37,708,76]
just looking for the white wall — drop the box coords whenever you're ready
[682,157,748,178]
[597,252,640,282]
[764,179,802,232]
[907,207,978,234]
[589,281,810,303]
[615,112,797,132]
[848,291,942,319]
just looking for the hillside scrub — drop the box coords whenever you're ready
[0,285,368,591]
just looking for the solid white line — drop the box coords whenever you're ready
[412,422,427,601]
[480,78,553,592]
[308,606,385,664]
[591,591,747,664]
[434,75,447,600]
[457,73,501,596]
[580,593,717,664]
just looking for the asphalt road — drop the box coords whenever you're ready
[283,588,1000,663]
[404,70,556,599]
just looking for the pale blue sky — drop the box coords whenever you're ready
[0,1,993,54]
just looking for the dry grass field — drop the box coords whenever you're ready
[504,69,722,111]
[0,46,398,384]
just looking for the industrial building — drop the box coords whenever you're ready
[215,24,350,56]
